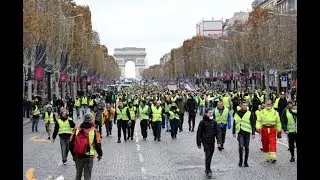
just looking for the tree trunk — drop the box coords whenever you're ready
[55,72,60,99]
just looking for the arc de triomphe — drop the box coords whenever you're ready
[113,47,147,78]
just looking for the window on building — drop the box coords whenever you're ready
[288,0,295,10]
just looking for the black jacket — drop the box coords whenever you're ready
[69,122,103,158]
[277,98,288,115]
[196,116,218,146]
[186,98,197,114]
[52,117,76,140]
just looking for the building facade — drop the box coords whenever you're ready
[113,47,147,78]
[196,18,223,38]
[252,0,297,12]
[223,12,249,36]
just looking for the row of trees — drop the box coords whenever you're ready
[23,0,120,100]
[141,7,297,96]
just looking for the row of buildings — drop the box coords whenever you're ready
[159,0,297,65]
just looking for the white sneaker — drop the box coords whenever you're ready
[63,162,67,165]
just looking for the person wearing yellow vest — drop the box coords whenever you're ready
[256,99,281,163]
[114,101,130,143]
[88,96,96,112]
[149,101,164,141]
[31,98,41,132]
[214,101,232,151]
[168,104,180,139]
[102,103,116,137]
[198,94,206,116]
[127,101,138,140]
[80,95,89,117]
[43,104,56,140]
[139,100,151,140]
[75,96,81,119]
[52,110,75,165]
[164,100,172,132]
[281,102,297,162]
[232,101,255,167]
[273,92,288,138]
[69,112,103,180]
[222,93,232,111]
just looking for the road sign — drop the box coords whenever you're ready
[281,76,287,87]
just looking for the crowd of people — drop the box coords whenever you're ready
[25,84,297,178]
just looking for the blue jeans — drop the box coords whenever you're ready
[81,105,89,116]
[165,114,171,130]
[170,120,179,138]
[199,106,205,116]
[32,116,40,132]
[151,121,161,139]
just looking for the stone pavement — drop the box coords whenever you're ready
[23,112,297,180]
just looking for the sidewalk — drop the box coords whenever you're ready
[23,117,31,125]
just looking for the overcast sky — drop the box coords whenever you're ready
[74,0,252,76]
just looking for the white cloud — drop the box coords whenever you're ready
[74,0,252,75]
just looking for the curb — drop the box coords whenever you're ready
[23,119,31,125]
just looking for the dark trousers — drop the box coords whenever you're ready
[237,131,250,164]
[117,120,128,141]
[60,137,70,163]
[187,113,196,130]
[75,158,94,180]
[94,121,102,135]
[105,121,113,136]
[151,121,161,139]
[288,132,297,157]
[170,120,179,138]
[161,115,165,128]
[128,120,136,138]
[25,108,31,118]
[179,113,185,130]
[32,116,40,132]
[140,120,148,138]
[203,143,215,173]
[76,106,80,118]
[217,125,227,146]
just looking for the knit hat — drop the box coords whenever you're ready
[83,112,94,123]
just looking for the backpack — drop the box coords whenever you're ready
[73,127,94,156]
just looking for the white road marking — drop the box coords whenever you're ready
[136,144,140,151]
[55,175,64,180]
[138,153,144,162]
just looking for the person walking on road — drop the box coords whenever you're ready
[31,98,41,132]
[214,101,232,151]
[196,108,218,178]
[273,92,288,138]
[75,96,81,119]
[102,103,115,137]
[232,101,256,167]
[150,100,164,141]
[281,101,297,162]
[256,99,281,163]
[52,110,76,165]
[186,94,197,132]
[93,101,105,137]
[114,101,130,143]
[127,101,138,140]
[176,96,186,132]
[69,112,103,180]
[139,100,150,140]
[43,104,56,140]
[168,104,180,139]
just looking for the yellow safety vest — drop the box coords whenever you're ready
[75,99,80,107]
[57,119,72,134]
[234,111,252,133]
[236,106,241,111]
[151,106,162,122]
[171,96,177,102]
[81,97,88,105]
[215,108,229,124]
[89,99,94,106]
[168,111,179,120]
[75,128,95,156]
[199,98,205,106]
[222,97,230,108]
[274,98,280,108]
[128,106,136,120]
[133,99,139,105]
[33,105,40,115]
[259,95,264,103]
[286,109,296,133]
[44,112,54,124]
[165,103,171,112]
[139,106,149,120]
[256,109,281,130]
[120,107,129,120]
